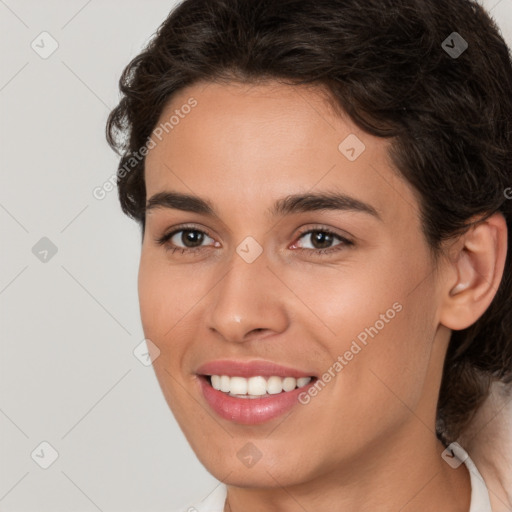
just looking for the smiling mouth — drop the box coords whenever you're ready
[204,374,315,398]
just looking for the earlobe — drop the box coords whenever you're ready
[440,213,508,331]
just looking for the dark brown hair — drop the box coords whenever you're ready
[106,0,512,443]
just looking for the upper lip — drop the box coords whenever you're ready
[196,360,316,379]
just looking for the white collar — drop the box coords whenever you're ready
[453,443,493,512]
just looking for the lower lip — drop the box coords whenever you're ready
[198,376,314,425]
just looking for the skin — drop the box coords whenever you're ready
[139,80,507,511]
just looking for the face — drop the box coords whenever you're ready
[139,80,447,488]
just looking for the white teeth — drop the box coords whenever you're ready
[229,376,248,395]
[247,376,267,396]
[297,377,311,388]
[211,375,221,390]
[220,375,230,393]
[209,375,312,396]
[266,376,283,395]
[282,377,297,392]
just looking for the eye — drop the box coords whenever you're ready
[170,229,213,248]
[156,227,218,253]
[292,228,353,254]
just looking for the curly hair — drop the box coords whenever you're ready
[106,0,512,443]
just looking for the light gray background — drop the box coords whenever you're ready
[0,1,511,510]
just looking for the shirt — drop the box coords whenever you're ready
[186,445,492,512]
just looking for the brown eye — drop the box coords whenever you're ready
[309,231,335,249]
[297,230,345,250]
[176,229,206,248]
[156,228,216,251]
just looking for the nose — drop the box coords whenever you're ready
[206,251,290,343]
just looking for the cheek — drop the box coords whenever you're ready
[137,251,204,417]
[282,250,436,405]
[336,302,436,455]
[138,253,169,340]
[137,249,203,341]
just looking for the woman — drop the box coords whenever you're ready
[106,0,512,510]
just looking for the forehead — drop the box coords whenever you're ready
[144,80,420,226]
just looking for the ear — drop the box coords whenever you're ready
[439,212,508,331]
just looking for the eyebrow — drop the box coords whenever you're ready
[145,191,381,220]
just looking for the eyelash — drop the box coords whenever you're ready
[291,226,354,255]
[155,224,216,256]
[155,224,354,256]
